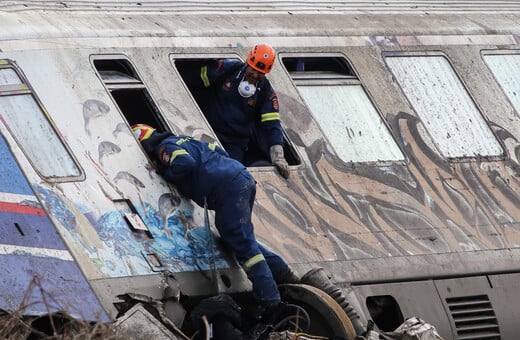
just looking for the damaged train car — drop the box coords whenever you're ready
[2,0,520,338]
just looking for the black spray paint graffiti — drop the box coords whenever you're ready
[255,111,520,263]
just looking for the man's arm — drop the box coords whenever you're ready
[269,144,290,179]
[200,59,241,88]
[258,87,290,179]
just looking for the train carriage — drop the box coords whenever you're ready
[2,1,520,338]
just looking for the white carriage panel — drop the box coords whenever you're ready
[3,48,221,280]
[5,50,164,277]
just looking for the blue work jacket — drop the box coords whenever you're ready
[199,59,284,152]
[150,133,246,208]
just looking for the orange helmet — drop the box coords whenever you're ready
[132,124,155,142]
[246,44,275,74]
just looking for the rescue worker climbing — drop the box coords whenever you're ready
[184,44,290,178]
[132,124,298,310]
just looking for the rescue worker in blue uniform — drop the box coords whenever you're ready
[132,124,298,308]
[188,44,290,178]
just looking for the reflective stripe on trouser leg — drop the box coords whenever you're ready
[243,253,265,271]
[243,253,281,302]
[258,242,292,283]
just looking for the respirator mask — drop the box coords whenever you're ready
[238,77,256,98]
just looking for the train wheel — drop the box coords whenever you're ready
[278,283,357,339]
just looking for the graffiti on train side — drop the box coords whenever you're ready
[82,99,110,136]
[252,104,520,263]
[33,183,228,277]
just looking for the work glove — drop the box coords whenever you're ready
[270,144,290,179]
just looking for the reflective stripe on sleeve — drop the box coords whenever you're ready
[208,143,216,151]
[243,253,266,271]
[169,149,189,165]
[201,65,210,88]
[175,137,192,145]
[260,112,280,122]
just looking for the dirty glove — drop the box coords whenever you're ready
[270,144,290,179]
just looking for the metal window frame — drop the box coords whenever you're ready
[90,54,169,133]
[170,52,303,168]
[0,60,84,182]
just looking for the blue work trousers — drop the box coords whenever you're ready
[212,170,286,302]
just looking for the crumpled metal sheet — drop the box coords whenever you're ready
[362,317,444,340]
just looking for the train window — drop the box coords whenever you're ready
[173,58,301,168]
[385,55,503,159]
[0,64,82,180]
[482,53,520,118]
[92,57,167,132]
[282,55,404,163]
[98,71,141,85]
[283,56,355,80]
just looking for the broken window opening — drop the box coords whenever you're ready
[174,58,301,168]
[283,56,358,83]
[92,57,167,133]
[93,59,139,80]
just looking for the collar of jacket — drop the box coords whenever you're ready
[141,131,174,155]
[234,63,247,81]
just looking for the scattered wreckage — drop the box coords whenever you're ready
[111,267,443,340]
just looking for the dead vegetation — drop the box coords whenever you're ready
[0,312,131,340]
[0,274,131,340]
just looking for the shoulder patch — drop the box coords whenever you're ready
[272,98,279,111]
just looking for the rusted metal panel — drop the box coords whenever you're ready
[385,55,503,158]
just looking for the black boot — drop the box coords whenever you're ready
[274,268,300,284]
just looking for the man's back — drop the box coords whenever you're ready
[151,134,246,207]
